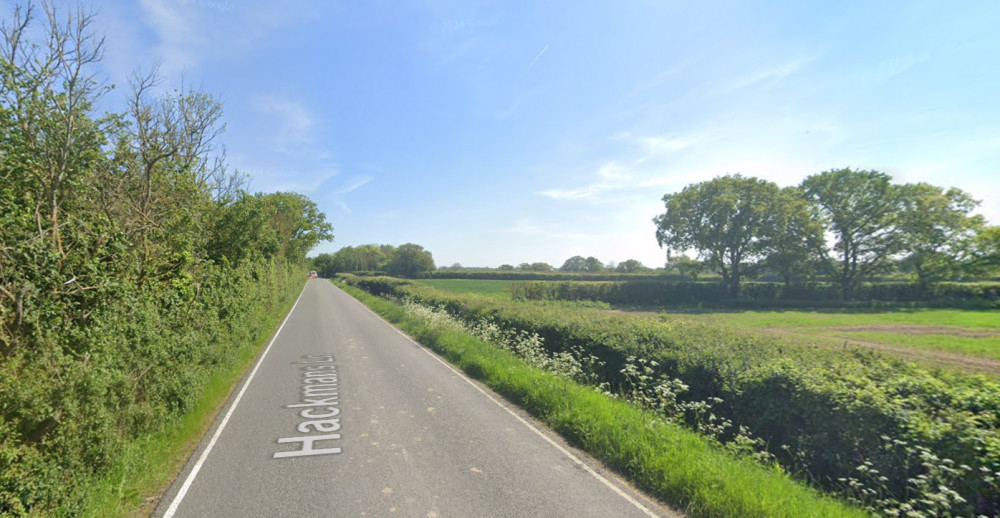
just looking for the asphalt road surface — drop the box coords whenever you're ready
[155,279,678,518]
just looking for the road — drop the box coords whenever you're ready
[155,279,677,517]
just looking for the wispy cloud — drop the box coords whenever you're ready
[715,57,814,94]
[525,44,549,71]
[339,175,373,194]
[540,161,633,201]
[252,94,316,153]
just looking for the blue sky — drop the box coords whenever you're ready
[25,0,1000,268]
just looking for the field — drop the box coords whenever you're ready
[420,280,1000,373]
[416,278,515,297]
[662,308,1000,373]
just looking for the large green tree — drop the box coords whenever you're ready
[654,174,782,296]
[385,243,435,278]
[560,255,604,272]
[762,186,826,287]
[801,168,903,300]
[615,259,648,273]
[895,183,984,288]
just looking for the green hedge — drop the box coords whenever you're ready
[0,260,302,515]
[340,274,1000,516]
[508,280,1000,308]
[422,270,694,282]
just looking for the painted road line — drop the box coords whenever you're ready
[162,284,307,518]
[344,287,664,518]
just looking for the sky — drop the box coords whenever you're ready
[13,0,1000,268]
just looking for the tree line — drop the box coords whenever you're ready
[654,169,1000,298]
[312,243,435,278]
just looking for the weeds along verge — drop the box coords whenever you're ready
[336,282,866,518]
[339,274,1000,517]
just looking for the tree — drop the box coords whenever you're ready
[312,253,336,277]
[895,183,984,288]
[497,264,514,271]
[560,256,586,272]
[962,225,1000,279]
[527,262,553,272]
[615,259,647,273]
[324,244,388,274]
[801,168,902,300]
[205,191,332,265]
[561,256,603,272]
[654,174,782,296]
[667,255,703,280]
[385,243,435,278]
[762,187,826,287]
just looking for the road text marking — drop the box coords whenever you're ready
[274,353,343,458]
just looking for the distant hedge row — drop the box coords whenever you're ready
[508,280,1000,307]
[422,270,689,282]
[338,274,1000,516]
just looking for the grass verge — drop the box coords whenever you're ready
[73,281,305,518]
[336,282,868,518]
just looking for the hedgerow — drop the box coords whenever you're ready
[340,274,1000,516]
[0,5,331,513]
[508,279,1000,308]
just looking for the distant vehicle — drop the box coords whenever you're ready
[309,271,318,278]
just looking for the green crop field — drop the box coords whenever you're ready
[416,279,515,297]
[664,308,1000,364]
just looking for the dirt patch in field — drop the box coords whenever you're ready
[763,328,1000,377]
[825,325,1000,338]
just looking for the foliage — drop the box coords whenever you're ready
[895,183,984,288]
[560,255,604,272]
[518,261,554,272]
[507,279,1000,309]
[385,242,436,278]
[762,187,826,286]
[339,282,867,518]
[341,274,1000,516]
[666,255,704,280]
[655,174,784,296]
[801,168,904,299]
[615,258,649,273]
[0,4,330,514]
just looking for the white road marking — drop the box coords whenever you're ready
[344,287,664,518]
[162,283,308,518]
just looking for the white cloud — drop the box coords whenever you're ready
[716,57,814,94]
[252,94,316,153]
[339,175,373,194]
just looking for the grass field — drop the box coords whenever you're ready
[422,278,1000,368]
[416,279,514,297]
[665,308,1000,365]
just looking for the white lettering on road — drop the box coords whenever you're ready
[274,353,343,458]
